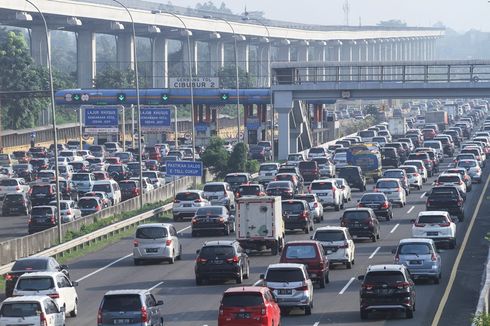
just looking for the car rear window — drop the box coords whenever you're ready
[457,160,477,168]
[364,271,405,283]
[16,277,54,291]
[102,295,141,312]
[199,246,234,259]
[4,194,24,202]
[120,182,137,190]
[343,211,370,221]
[93,184,112,193]
[400,166,417,174]
[299,161,317,170]
[136,227,167,239]
[0,179,18,186]
[359,130,375,137]
[282,202,305,213]
[294,195,315,203]
[107,165,123,173]
[418,215,448,224]
[284,245,317,259]
[238,186,260,195]
[259,164,278,172]
[309,147,325,154]
[311,181,333,190]
[203,184,225,192]
[398,243,432,255]
[438,175,460,183]
[224,175,248,184]
[361,194,386,202]
[221,293,264,308]
[314,230,346,242]
[267,182,291,189]
[78,198,98,208]
[12,259,48,271]
[195,207,223,216]
[72,174,90,181]
[288,154,303,161]
[0,302,42,317]
[430,188,459,197]
[176,192,200,201]
[32,207,53,215]
[383,171,403,178]
[376,180,399,188]
[266,268,304,282]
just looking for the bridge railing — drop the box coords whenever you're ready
[272,60,490,85]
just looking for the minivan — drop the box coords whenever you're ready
[92,180,121,205]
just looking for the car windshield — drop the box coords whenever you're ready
[16,277,54,291]
[309,148,325,154]
[401,166,417,174]
[311,182,333,190]
[107,165,123,173]
[457,160,477,168]
[285,245,317,259]
[12,259,49,271]
[224,175,247,183]
[282,202,305,213]
[364,271,405,284]
[376,180,399,188]
[0,179,18,186]
[93,184,111,193]
[136,227,167,239]
[260,164,277,172]
[221,293,264,308]
[299,161,317,170]
[294,195,314,203]
[0,302,42,317]
[361,194,386,202]
[203,185,225,192]
[314,230,346,242]
[31,186,50,195]
[266,268,304,282]
[4,194,24,203]
[383,171,403,178]
[418,215,448,224]
[267,182,291,189]
[431,188,459,197]
[399,243,432,255]
[72,174,90,181]
[199,246,234,259]
[343,211,370,221]
[438,175,460,183]
[288,155,303,161]
[102,295,141,312]
[196,207,223,215]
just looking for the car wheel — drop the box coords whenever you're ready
[236,269,243,284]
[325,271,330,284]
[405,308,414,319]
[434,276,440,284]
[385,214,390,221]
[195,277,203,286]
[168,253,175,264]
[304,226,310,234]
[133,259,141,266]
[346,261,352,269]
[70,299,78,317]
[449,239,456,249]
[319,274,326,288]
[334,204,340,211]
[191,231,197,237]
[360,309,369,320]
[305,303,312,315]
[418,185,422,190]
[372,234,377,242]
[224,224,230,236]
[177,245,182,260]
[340,201,345,210]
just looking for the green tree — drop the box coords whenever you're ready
[217,65,254,88]
[195,1,233,14]
[228,142,248,173]
[201,137,230,178]
[94,67,136,88]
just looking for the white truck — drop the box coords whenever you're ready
[388,117,407,139]
[236,196,285,255]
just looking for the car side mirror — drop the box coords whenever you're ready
[196,249,200,255]
[357,199,360,203]
[60,306,66,313]
[357,275,365,281]
[71,281,79,287]
[59,264,68,270]
[156,300,164,306]
[410,219,416,224]
[259,273,265,279]
[391,249,397,254]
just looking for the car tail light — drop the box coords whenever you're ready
[332,186,337,195]
[194,199,202,203]
[439,221,451,227]
[133,240,139,247]
[50,215,56,224]
[362,283,374,291]
[66,209,72,215]
[339,241,349,249]
[165,239,172,246]
[141,306,148,323]
[40,312,48,326]
[435,181,441,186]
[394,254,399,263]
[381,201,389,209]
[4,273,13,281]
[300,212,308,220]
[48,292,60,299]
[95,205,101,211]
[226,256,239,263]
[431,253,437,261]
[261,304,266,315]
[174,200,180,203]
[457,199,463,206]
[415,223,425,227]
[357,203,364,208]
[196,257,207,263]
[295,285,308,291]
[458,181,463,185]
[396,282,410,290]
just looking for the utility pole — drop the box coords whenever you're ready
[343,0,350,26]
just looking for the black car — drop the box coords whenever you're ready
[281,199,314,233]
[426,186,465,220]
[384,143,407,162]
[357,193,393,221]
[194,240,250,285]
[224,173,251,193]
[29,184,56,206]
[265,181,295,199]
[28,205,58,234]
[4,257,69,297]
[359,264,416,320]
[191,206,234,237]
[380,147,400,168]
[2,193,31,216]
[52,178,78,201]
[340,208,380,242]
[337,166,366,191]
[29,158,49,173]
[107,164,131,181]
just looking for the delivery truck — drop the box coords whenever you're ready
[388,117,407,139]
[425,111,448,131]
[236,196,285,255]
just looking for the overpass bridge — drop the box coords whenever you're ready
[272,60,490,159]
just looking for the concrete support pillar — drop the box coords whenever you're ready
[237,41,249,73]
[116,33,134,70]
[152,36,168,88]
[77,30,96,88]
[313,42,327,81]
[31,25,51,67]
[182,38,198,76]
[274,91,293,160]
[258,42,271,87]
[297,40,309,81]
[209,40,224,76]
[277,40,291,62]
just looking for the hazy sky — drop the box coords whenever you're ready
[159,0,490,33]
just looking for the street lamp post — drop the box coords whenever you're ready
[110,0,143,209]
[24,0,62,242]
[203,15,241,144]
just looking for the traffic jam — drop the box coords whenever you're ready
[0,99,488,326]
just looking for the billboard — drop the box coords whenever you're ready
[166,161,203,177]
[84,106,119,133]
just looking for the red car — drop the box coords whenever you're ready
[218,286,281,326]
[93,171,110,181]
[279,240,330,288]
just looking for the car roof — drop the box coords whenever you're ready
[223,286,267,294]
[376,178,400,182]
[344,207,373,212]
[104,289,147,296]
[203,240,236,247]
[18,271,62,278]
[137,223,172,229]
[284,240,318,245]
[367,264,406,273]
[399,238,434,245]
[315,226,348,232]
[204,182,227,186]
[2,295,51,303]
[267,263,305,270]
[418,211,450,216]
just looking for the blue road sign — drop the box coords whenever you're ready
[166,161,203,177]
[84,107,119,133]
[140,107,171,130]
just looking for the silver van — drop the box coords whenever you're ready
[132,223,182,265]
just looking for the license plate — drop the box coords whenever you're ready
[114,319,130,324]
[146,248,158,253]
[235,312,250,319]
[278,289,292,295]
[10,208,18,211]
[379,289,389,295]
[183,204,191,207]
[266,173,273,176]
[327,250,333,254]
[410,260,422,265]
[385,192,392,195]
[213,260,223,264]
[427,232,438,236]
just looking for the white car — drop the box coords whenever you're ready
[13,271,79,317]
[130,177,154,194]
[309,179,343,211]
[456,159,482,183]
[404,160,428,183]
[399,165,423,190]
[312,226,355,268]
[411,211,457,249]
[202,182,235,210]
[423,140,444,160]
[172,190,209,221]
[307,147,328,159]
[0,296,65,326]
[374,178,406,207]
[258,163,280,184]
[435,173,466,195]
[334,178,352,203]
[142,171,165,188]
[287,152,306,166]
[0,178,30,197]
[333,152,348,169]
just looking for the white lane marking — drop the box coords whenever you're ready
[177,225,191,233]
[407,206,415,214]
[313,322,320,326]
[369,246,381,259]
[148,281,164,291]
[338,277,355,295]
[76,253,133,282]
[390,223,400,234]
[420,192,426,198]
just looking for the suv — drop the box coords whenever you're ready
[2,193,31,216]
[195,240,250,285]
[217,286,281,326]
[202,182,235,211]
[258,163,280,184]
[358,264,416,320]
[281,200,314,233]
[235,184,265,198]
[309,179,343,211]
[393,238,441,283]
[133,223,182,265]
[411,211,457,248]
[28,206,58,234]
[259,263,314,315]
[312,226,355,268]
[294,193,323,222]
[340,208,380,242]
[191,206,235,236]
[426,186,465,220]
[279,240,329,288]
[29,184,56,207]
[312,157,335,178]
[337,166,366,191]
[358,192,393,221]
[224,173,251,193]
[298,161,320,183]
[172,190,209,221]
[97,290,164,326]
[71,172,95,194]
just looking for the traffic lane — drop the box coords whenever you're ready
[0,213,29,240]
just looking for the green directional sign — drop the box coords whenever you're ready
[116,93,127,103]
[220,93,229,101]
[161,93,169,102]
[72,94,81,102]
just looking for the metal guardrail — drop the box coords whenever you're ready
[473,249,490,325]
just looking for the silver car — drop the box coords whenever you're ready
[260,263,314,315]
[172,190,209,221]
[49,200,81,223]
[258,163,280,184]
[456,159,482,183]
[202,182,235,210]
[294,193,324,222]
[133,223,182,265]
[374,178,406,207]
[393,238,441,283]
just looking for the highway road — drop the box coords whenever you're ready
[43,151,489,326]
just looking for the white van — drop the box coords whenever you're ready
[92,180,121,205]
